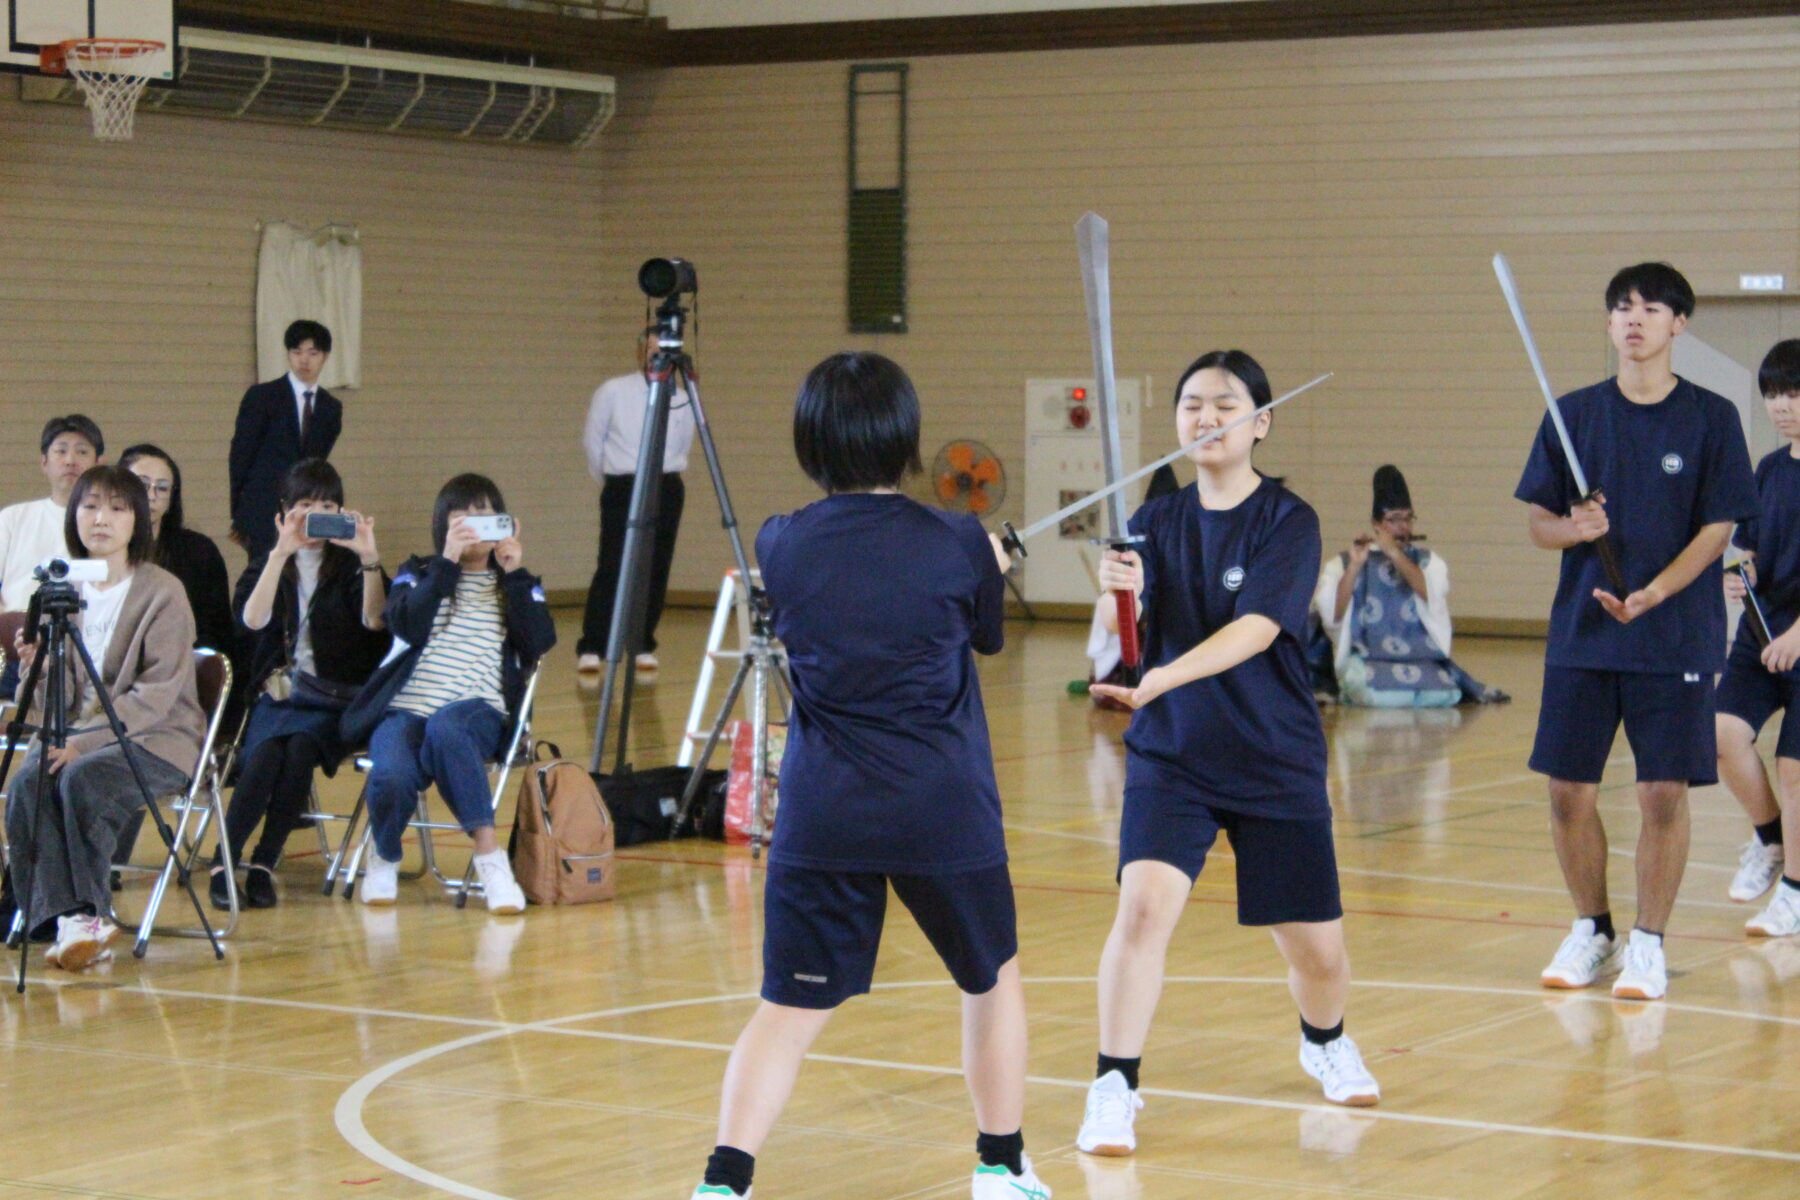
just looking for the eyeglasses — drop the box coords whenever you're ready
[132,476,174,496]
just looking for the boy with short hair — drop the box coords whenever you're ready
[1714,337,1800,937]
[0,414,105,613]
[1516,261,1758,1000]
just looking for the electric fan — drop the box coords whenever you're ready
[930,440,1006,516]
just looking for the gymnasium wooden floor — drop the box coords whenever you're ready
[4,608,1797,1199]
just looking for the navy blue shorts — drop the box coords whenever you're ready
[1529,665,1717,785]
[1715,637,1800,761]
[760,863,1018,1009]
[1119,789,1343,926]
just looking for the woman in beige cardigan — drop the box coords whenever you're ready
[4,466,204,971]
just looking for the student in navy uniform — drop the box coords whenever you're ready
[1075,351,1379,1164]
[1716,338,1800,937]
[1516,262,1758,1001]
[688,354,1049,1200]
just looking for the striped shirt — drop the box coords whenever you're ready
[391,569,506,718]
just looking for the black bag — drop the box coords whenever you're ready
[596,766,726,846]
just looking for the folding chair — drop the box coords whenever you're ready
[0,609,25,865]
[115,647,239,954]
[322,664,542,906]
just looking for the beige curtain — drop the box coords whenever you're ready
[255,221,362,389]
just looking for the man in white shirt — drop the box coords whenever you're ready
[577,328,696,675]
[0,414,104,697]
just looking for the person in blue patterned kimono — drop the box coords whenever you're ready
[1314,466,1506,707]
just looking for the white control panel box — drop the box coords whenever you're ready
[1020,376,1149,604]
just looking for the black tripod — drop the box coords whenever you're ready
[1,570,221,990]
[588,291,767,794]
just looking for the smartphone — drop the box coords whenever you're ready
[304,512,357,541]
[462,514,515,542]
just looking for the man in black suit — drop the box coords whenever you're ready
[229,319,344,584]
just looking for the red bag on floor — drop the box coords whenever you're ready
[724,719,786,845]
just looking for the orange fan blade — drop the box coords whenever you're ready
[935,474,961,502]
[946,443,976,472]
[969,457,1001,485]
[967,489,993,515]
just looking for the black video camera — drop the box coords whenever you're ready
[638,257,697,300]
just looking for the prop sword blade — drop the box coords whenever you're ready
[1075,212,1144,678]
[1729,560,1772,650]
[1493,252,1628,596]
[1001,372,1332,553]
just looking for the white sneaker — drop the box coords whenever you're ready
[45,915,118,972]
[1076,1069,1144,1156]
[1611,931,1668,1001]
[1746,882,1800,938]
[1540,919,1621,989]
[576,653,603,675]
[1728,838,1784,902]
[474,851,526,915]
[635,652,659,673]
[360,855,400,906]
[972,1154,1051,1199]
[688,1186,749,1199]
[1299,1034,1380,1107]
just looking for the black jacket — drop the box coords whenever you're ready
[229,377,343,551]
[340,554,556,749]
[158,527,234,658]
[240,546,392,696]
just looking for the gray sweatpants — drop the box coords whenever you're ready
[6,742,188,934]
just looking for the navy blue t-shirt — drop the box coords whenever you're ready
[1123,476,1329,819]
[1733,446,1800,651]
[755,494,1007,875]
[1514,377,1758,674]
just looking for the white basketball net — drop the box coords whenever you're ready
[62,40,161,142]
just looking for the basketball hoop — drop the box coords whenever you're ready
[41,38,163,142]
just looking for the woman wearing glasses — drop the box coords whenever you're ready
[117,445,233,659]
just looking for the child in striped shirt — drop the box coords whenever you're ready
[340,473,557,913]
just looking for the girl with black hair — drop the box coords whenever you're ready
[3,466,203,971]
[209,459,390,910]
[339,473,555,915]
[689,353,1048,1200]
[117,444,234,659]
[1075,351,1378,1160]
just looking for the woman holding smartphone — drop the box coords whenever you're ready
[339,473,555,915]
[211,459,389,910]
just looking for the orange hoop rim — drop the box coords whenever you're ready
[40,37,164,75]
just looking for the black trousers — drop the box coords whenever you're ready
[579,473,685,656]
[214,734,325,870]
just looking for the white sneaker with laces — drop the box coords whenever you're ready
[1540,919,1620,989]
[1729,838,1784,902]
[360,855,400,906]
[1611,930,1668,1001]
[1746,882,1800,938]
[971,1154,1051,1199]
[688,1186,748,1199]
[46,915,118,972]
[474,851,526,915]
[1298,1034,1380,1107]
[1076,1069,1144,1156]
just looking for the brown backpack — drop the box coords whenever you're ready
[509,742,616,905]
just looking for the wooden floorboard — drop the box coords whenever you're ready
[3,608,1796,1198]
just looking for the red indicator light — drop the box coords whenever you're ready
[1071,387,1088,401]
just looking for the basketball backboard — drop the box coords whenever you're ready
[5,0,176,80]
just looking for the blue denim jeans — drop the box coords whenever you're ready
[365,700,508,863]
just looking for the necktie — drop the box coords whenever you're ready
[301,389,315,442]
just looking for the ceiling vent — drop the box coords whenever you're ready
[24,28,614,148]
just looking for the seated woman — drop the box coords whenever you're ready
[1313,465,1505,707]
[117,444,233,657]
[340,474,555,915]
[4,466,204,971]
[211,459,389,910]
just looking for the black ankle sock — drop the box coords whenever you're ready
[1097,1053,1140,1091]
[976,1129,1025,1176]
[1755,817,1784,846]
[1586,911,1615,941]
[1301,1017,1344,1046]
[1632,927,1663,945]
[1783,875,1800,893]
[703,1146,754,1196]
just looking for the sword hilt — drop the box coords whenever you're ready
[1730,563,1773,650]
[999,521,1025,560]
[1096,534,1146,675]
[1577,489,1628,597]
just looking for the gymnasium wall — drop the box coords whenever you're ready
[0,88,611,590]
[4,15,1798,623]
[598,15,1800,625]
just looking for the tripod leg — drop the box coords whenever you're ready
[9,625,56,989]
[748,655,772,860]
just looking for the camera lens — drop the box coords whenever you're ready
[638,257,696,299]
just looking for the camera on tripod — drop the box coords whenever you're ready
[35,558,108,586]
[638,257,697,300]
[26,558,104,626]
